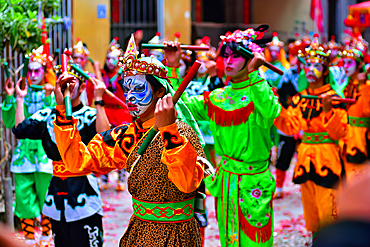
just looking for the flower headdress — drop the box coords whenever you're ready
[298,34,330,66]
[73,38,90,57]
[28,45,53,67]
[324,35,341,50]
[108,37,123,56]
[267,32,284,47]
[220,25,267,53]
[288,33,311,57]
[196,36,217,61]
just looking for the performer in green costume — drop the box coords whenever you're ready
[165,26,280,246]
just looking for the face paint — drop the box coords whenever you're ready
[197,60,208,74]
[71,80,80,100]
[304,60,324,83]
[73,53,88,69]
[222,46,247,78]
[106,52,119,70]
[269,45,280,61]
[28,62,44,85]
[343,58,357,77]
[122,75,154,117]
[149,50,164,62]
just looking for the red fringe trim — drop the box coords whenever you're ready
[238,202,272,243]
[204,91,255,127]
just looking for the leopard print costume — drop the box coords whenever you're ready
[119,120,206,247]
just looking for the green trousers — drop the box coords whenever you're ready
[14,172,52,219]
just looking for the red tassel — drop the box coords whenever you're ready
[204,91,255,127]
[238,203,272,243]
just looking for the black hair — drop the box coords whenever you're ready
[146,74,165,92]
[219,41,251,59]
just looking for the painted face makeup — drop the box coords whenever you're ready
[149,50,164,62]
[304,60,324,84]
[73,53,88,69]
[71,80,80,100]
[222,46,247,78]
[343,58,357,77]
[106,52,119,70]
[122,75,154,117]
[269,45,280,61]
[28,62,44,85]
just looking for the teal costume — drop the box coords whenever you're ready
[2,87,55,218]
[172,70,281,246]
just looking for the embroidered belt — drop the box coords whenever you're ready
[302,132,335,144]
[348,116,370,128]
[221,155,269,175]
[53,160,92,177]
[132,197,195,223]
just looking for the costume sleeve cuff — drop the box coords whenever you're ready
[159,122,184,150]
[324,109,334,122]
[5,94,14,104]
[247,69,264,86]
[55,105,74,126]
[44,95,52,106]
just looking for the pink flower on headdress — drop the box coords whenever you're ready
[248,43,264,53]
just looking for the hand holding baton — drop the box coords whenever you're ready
[236,46,284,76]
[61,54,73,120]
[301,95,356,103]
[20,56,29,90]
[69,64,127,109]
[142,43,210,51]
[129,60,202,174]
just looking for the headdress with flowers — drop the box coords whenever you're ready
[298,34,330,66]
[119,34,205,147]
[28,45,53,67]
[108,37,123,56]
[196,36,217,61]
[73,38,90,57]
[219,25,268,53]
[288,33,311,57]
[340,29,369,63]
[267,32,284,48]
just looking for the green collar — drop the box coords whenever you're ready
[230,77,250,90]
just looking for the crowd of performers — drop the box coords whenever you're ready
[2,22,370,247]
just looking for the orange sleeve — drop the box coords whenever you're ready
[274,104,303,136]
[324,108,348,140]
[159,122,204,194]
[360,83,370,117]
[53,105,127,174]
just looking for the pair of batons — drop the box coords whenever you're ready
[142,43,209,51]
[301,94,356,103]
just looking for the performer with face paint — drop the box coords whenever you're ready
[52,36,206,247]
[274,35,348,241]
[86,38,132,191]
[12,63,109,247]
[272,35,311,199]
[337,34,370,185]
[72,38,94,106]
[166,27,280,246]
[1,45,56,247]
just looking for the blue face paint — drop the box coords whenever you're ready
[123,75,154,117]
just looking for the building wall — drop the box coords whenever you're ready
[164,0,191,43]
[251,0,314,41]
[73,0,110,72]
